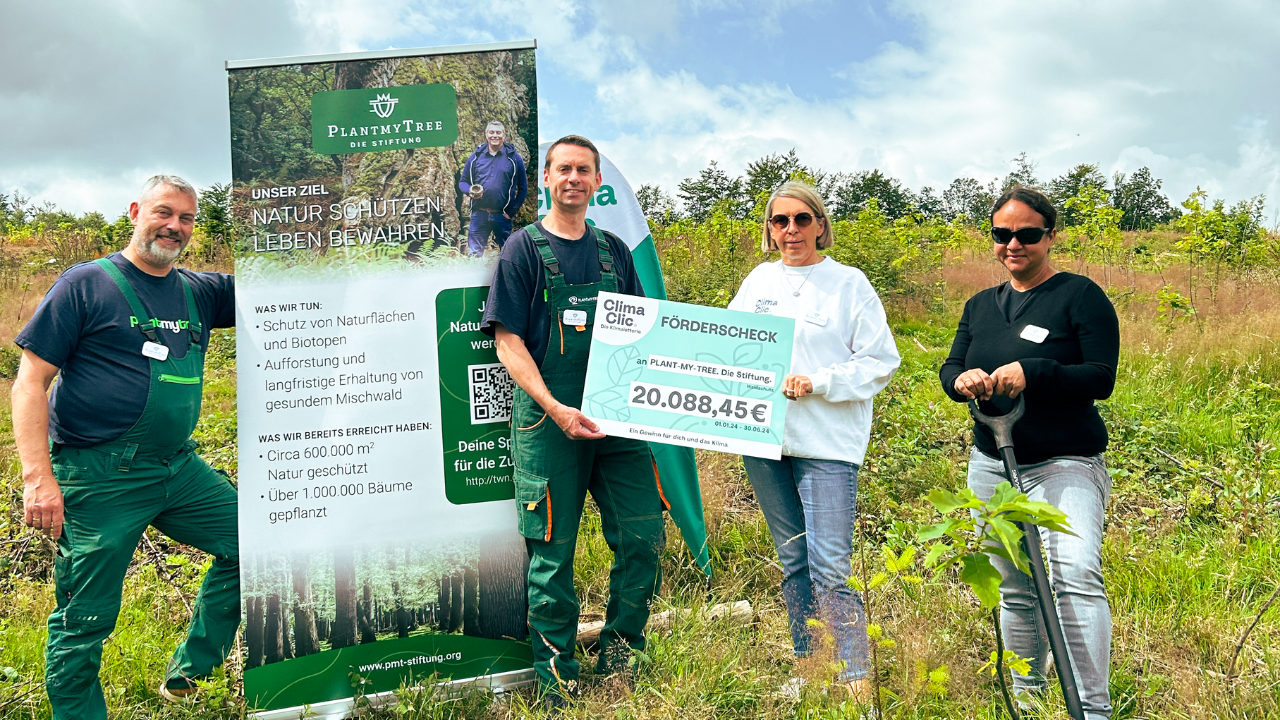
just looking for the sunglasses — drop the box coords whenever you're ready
[769,212,818,230]
[991,226,1052,245]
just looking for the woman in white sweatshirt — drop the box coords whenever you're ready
[728,181,900,700]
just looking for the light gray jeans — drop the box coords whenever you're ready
[967,447,1113,720]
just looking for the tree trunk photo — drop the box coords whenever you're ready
[448,571,463,633]
[331,548,358,649]
[246,595,265,670]
[265,593,284,665]
[290,552,320,657]
[359,580,377,644]
[463,566,480,637]
[478,533,529,641]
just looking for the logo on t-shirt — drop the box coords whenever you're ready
[130,315,191,333]
[755,299,777,314]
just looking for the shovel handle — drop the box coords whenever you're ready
[967,395,1025,451]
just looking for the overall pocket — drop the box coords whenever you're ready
[515,472,551,541]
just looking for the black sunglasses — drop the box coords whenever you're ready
[770,212,818,230]
[991,226,1052,245]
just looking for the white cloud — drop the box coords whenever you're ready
[594,0,1280,209]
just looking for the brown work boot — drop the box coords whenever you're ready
[158,676,199,703]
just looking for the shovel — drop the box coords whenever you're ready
[970,395,1085,720]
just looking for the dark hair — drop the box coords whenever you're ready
[544,135,600,175]
[991,185,1058,229]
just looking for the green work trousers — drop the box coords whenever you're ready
[46,441,239,720]
[513,387,666,696]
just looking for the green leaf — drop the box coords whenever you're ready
[926,488,980,514]
[897,545,918,570]
[882,545,901,572]
[987,516,1028,575]
[1007,653,1032,675]
[868,572,888,590]
[960,554,1004,610]
[918,521,951,542]
[926,664,950,696]
[988,481,1023,508]
[923,542,951,569]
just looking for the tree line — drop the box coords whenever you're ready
[636,149,1268,234]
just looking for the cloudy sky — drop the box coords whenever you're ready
[2,0,1277,221]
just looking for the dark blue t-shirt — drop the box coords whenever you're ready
[480,221,644,367]
[15,253,235,446]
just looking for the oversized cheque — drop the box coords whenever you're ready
[582,291,795,459]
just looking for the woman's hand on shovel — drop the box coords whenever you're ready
[990,362,1026,398]
[954,369,995,400]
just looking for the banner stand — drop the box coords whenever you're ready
[229,41,541,717]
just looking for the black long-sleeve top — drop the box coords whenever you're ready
[939,272,1120,464]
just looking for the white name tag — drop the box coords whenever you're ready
[142,341,170,361]
[1020,324,1049,343]
[804,311,828,326]
[563,309,588,327]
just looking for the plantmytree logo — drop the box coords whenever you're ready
[368,93,399,119]
[311,83,459,155]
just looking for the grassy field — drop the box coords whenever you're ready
[1,229,1279,719]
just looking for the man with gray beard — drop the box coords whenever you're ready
[12,175,238,719]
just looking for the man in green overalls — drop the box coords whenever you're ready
[13,175,238,720]
[481,136,667,710]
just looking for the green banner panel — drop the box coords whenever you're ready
[311,84,459,155]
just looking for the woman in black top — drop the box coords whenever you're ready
[939,186,1119,719]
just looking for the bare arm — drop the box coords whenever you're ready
[495,325,604,440]
[13,349,63,538]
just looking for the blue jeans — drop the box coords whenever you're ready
[743,455,869,682]
[967,447,1113,720]
[467,209,513,256]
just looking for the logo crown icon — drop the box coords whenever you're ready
[369,93,399,119]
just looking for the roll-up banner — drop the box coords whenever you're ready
[227,41,539,718]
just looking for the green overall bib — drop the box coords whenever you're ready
[512,226,667,697]
[44,259,240,720]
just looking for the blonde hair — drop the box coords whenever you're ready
[761,181,833,252]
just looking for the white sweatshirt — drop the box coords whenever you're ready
[728,258,901,465]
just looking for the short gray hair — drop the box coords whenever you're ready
[486,120,505,130]
[138,175,197,204]
[762,180,833,252]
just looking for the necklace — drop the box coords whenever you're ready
[783,262,818,296]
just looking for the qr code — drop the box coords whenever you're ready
[468,362,514,424]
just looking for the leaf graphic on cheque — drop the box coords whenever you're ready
[732,343,763,366]
[586,388,631,421]
[695,352,733,394]
[608,346,643,385]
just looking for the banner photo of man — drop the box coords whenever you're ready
[227,41,538,718]
[460,120,529,256]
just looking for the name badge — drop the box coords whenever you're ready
[1020,324,1049,344]
[563,309,588,327]
[804,311,828,327]
[142,341,170,361]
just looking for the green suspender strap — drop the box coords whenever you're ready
[524,224,617,297]
[94,258,203,347]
